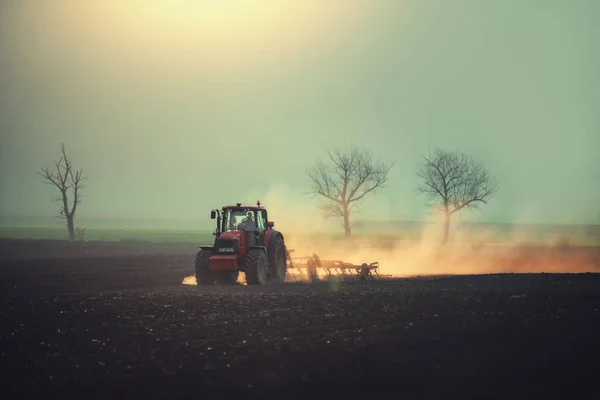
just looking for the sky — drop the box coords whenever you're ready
[1,0,599,228]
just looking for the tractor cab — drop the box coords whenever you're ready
[210,201,274,245]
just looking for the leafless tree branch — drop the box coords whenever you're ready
[307,146,394,236]
[416,148,497,242]
[38,143,87,241]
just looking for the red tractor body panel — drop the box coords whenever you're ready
[208,255,239,271]
[219,229,247,259]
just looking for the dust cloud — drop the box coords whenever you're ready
[251,186,598,276]
[287,236,600,277]
[181,275,197,285]
[293,219,597,277]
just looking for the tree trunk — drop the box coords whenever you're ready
[443,210,451,243]
[67,215,75,241]
[343,203,352,237]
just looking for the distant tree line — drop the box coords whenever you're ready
[307,145,498,242]
[38,142,496,243]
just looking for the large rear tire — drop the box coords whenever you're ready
[244,249,268,285]
[216,271,240,285]
[195,249,216,286]
[268,236,287,283]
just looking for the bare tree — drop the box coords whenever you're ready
[38,143,87,241]
[307,146,394,236]
[416,148,497,243]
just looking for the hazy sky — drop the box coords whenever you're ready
[1,0,599,226]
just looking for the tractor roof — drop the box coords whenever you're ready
[222,206,263,210]
[222,201,265,211]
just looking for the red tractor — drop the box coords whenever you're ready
[195,201,288,285]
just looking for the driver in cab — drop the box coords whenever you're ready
[238,211,257,231]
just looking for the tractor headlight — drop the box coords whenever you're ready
[219,247,235,253]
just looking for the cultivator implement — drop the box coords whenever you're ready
[286,250,380,282]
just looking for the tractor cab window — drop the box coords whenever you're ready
[224,209,257,231]
[256,211,266,233]
[224,210,245,230]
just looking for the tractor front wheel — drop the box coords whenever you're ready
[244,249,268,285]
[195,249,216,286]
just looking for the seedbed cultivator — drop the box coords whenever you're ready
[286,249,381,282]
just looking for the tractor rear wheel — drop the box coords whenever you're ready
[268,236,287,283]
[216,271,239,285]
[195,249,216,286]
[244,249,268,285]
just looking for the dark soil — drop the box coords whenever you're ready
[1,239,600,399]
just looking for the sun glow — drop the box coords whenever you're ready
[71,0,369,71]
[125,0,293,30]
